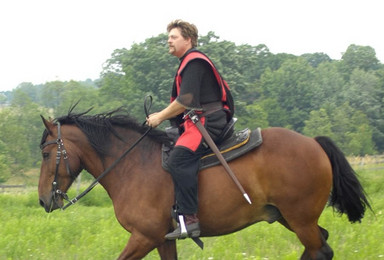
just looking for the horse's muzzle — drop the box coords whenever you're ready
[39,195,61,213]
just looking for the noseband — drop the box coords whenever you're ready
[40,122,74,208]
[40,120,152,210]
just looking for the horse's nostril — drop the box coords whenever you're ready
[39,199,45,208]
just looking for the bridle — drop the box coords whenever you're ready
[40,120,153,211]
[40,122,74,210]
[40,96,153,211]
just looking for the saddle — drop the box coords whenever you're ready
[162,127,263,171]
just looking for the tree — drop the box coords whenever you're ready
[303,108,333,138]
[0,109,31,170]
[0,93,7,105]
[55,80,99,116]
[311,61,346,109]
[10,90,50,167]
[330,103,376,155]
[341,44,380,72]
[100,34,177,117]
[342,69,383,152]
[259,58,316,131]
[345,69,381,114]
[339,44,380,81]
[39,81,66,110]
[15,82,40,103]
[0,140,11,183]
[301,52,332,68]
[371,67,384,152]
[345,111,376,155]
[241,102,269,130]
[259,97,290,129]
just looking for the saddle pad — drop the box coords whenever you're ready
[162,128,263,171]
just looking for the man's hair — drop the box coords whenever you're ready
[167,19,198,48]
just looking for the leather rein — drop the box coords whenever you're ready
[40,97,153,211]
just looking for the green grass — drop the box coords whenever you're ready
[1,166,383,259]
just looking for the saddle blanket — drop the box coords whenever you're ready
[162,128,263,171]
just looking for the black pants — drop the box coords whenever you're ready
[167,110,228,215]
[167,145,208,215]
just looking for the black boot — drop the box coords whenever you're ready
[165,214,200,240]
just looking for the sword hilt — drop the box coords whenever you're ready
[183,109,198,122]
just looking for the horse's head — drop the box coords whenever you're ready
[38,116,83,213]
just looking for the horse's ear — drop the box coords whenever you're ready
[40,115,54,135]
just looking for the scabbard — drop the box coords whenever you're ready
[189,113,252,204]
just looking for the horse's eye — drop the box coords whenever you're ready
[42,152,50,159]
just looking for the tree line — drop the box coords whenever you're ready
[0,32,383,182]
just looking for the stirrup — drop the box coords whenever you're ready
[165,224,201,240]
[165,215,200,240]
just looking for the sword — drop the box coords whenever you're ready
[187,111,252,204]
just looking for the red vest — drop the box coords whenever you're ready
[171,50,233,115]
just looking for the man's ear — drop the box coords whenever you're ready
[186,37,192,46]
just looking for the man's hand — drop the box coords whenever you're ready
[146,113,163,128]
[146,100,186,128]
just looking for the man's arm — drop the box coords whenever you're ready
[146,100,186,128]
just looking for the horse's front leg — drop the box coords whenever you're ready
[117,232,159,260]
[157,240,178,260]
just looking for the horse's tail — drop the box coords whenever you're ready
[315,136,372,223]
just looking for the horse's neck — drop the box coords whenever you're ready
[84,137,167,202]
[79,129,144,178]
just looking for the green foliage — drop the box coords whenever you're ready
[0,107,33,169]
[0,91,49,181]
[311,61,346,108]
[341,44,380,72]
[303,108,333,137]
[305,103,377,155]
[301,52,332,68]
[259,58,316,131]
[241,102,269,130]
[99,34,177,116]
[0,152,11,182]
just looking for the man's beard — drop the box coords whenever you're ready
[168,46,175,54]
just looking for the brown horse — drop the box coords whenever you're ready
[38,108,371,260]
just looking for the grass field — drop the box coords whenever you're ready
[0,164,383,259]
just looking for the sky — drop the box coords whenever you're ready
[1,0,383,92]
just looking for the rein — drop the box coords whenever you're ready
[41,96,153,211]
[62,126,151,210]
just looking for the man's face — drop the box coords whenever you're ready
[168,28,191,58]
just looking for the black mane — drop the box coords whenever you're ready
[42,107,171,156]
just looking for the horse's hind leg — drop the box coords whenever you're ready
[278,218,332,259]
[294,224,333,260]
[278,217,293,231]
[279,218,329,242]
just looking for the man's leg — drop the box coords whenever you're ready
[165,145,206,239]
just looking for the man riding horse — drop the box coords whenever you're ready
[146,19,234,240]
